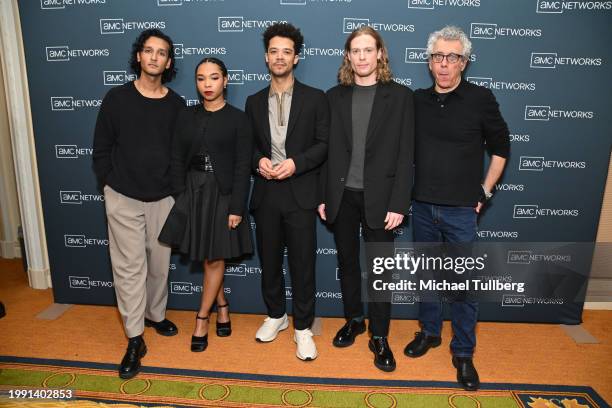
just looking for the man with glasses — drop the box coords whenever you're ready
[404,26,509,390]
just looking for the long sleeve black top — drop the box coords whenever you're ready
[169,103,253,215]
[413,80,510,207]
[92,81,185,201]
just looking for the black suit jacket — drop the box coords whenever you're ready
[169,103,252,215]
[245,80,330,210]
[321,81,415,229]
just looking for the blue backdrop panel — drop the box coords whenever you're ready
[19,0,612,323]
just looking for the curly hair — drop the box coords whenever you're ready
[129,29,177,83]
[337,26,392,86]
[426,25,472,59]
[262,22,304,55]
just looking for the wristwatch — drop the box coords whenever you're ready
[480,185,493,202]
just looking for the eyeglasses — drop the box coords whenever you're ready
[430,53,464,64]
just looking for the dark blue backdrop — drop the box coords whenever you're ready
[19,0,612,323]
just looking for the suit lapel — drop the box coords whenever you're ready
[339,86,353,149]
[365,83,390,147]
[286,80,304,141]
[259,87,272,149]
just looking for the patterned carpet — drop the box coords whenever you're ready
[0,356,609,408]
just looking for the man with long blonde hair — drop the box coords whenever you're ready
[318,26,414,372]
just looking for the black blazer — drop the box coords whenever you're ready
[321,81,415,229]
[169,103,253,215]
[245,80,330,210]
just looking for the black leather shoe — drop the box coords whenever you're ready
[333,319,366,348]
[452,356,480,391]
[216,303,231,337]
[404,331,441,358]
[0,302,5,319]
[119,336,147,379]
[144,318,178,336]
[368,337,396,372]
[191,315,209,352]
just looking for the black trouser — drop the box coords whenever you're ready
[254,180,316,330]
[332,189,394,337]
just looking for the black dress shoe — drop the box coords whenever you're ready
[191,315,209,352]
[368,337,396,372]
[0,302,5,319]
[452,356,480,391]
[333,319,366,348]
[216,303,231,337]
[119,336,147,379]
[404,331,441,358]
[144,318,178,336]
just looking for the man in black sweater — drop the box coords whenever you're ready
[403,26,510,391]
[93,29,184,379]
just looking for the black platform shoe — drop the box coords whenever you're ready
[119,335,147,379]
[191,315,209,352]
[216,303,232,337]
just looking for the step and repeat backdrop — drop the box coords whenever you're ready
[19,0,612,324]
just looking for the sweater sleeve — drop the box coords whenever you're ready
[92,91,117,187]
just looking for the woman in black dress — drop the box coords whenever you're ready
[159,57,253,352]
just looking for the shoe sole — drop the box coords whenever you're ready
[368,342,396,372]
[255,319,289,342]
[118,346,147,379]
[332,326,366,348]
[403,338,442,358]
[296,354,317,361]
[293,336,318,361]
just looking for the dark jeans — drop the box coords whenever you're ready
[254,180,316,330]
[332,189,394,337]
[412,200,479,357]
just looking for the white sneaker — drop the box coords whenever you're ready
[294,328,318,361]
[255,314,289,342]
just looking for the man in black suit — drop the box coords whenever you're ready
[319,26,414,372]
[245,23,329,361]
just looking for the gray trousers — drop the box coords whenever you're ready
[104,185,173,338]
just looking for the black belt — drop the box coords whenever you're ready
[190,153,214,172]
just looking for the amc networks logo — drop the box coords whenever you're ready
[55,145,92,159]
[69,276,91,289]
[502,294,525,307]
[170,281,202,295]
[391,292,419,304]
[405,48,428,64]
[103,70,136,86]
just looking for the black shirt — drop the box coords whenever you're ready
[169,103,253,215]
[413,79,510,207]
[92,81,185,201]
